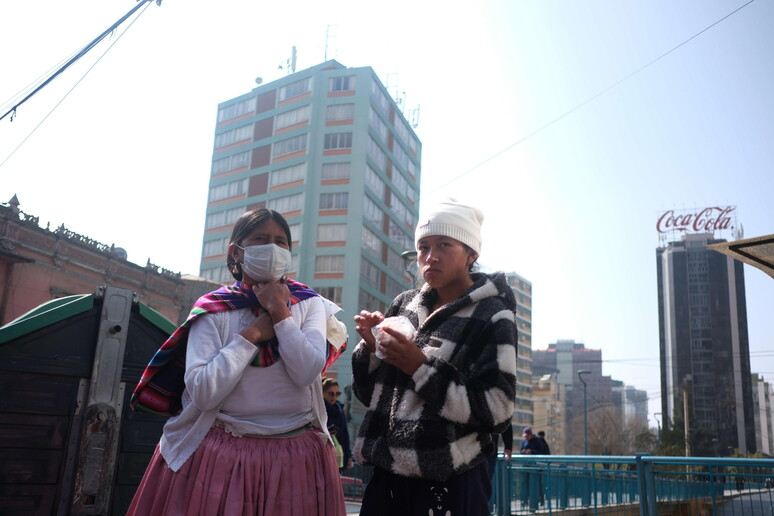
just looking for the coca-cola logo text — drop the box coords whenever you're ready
[656,206,735,234]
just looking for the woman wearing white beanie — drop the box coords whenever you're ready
[352,199,518,516]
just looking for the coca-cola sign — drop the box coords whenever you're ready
[656,206,736,234]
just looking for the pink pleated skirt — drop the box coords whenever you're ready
[127,426,346,516]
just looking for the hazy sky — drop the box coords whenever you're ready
[2,0,772,423]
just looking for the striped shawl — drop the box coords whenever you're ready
[131,279,343,416]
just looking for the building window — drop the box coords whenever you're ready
[270,163,307,188]
[361,226,382,257]
[324,132,353,150]
[407,159,418,180]
[370,81,390,113]
[315,286,343,305]
[275,104,310,130]
[288,223,302,243]
[359,289,382,312]
[279,77,311,101]
[209,178,248,202]
[388,219,411,251]
[367,136,387,170]
[406,183,418,204]
[361,258,382,289]
[205,207,244,229]
[202,236,230,257]
[273,134,307,158]
[268,192,304,214]
[369,107,388,141]
[363,197,384,228]
[408,134,419,155]
[391,196,412,227]
[386,276,403,300]
[212,151,250,175]
[215,124,253,148]
[387,248,404,274]
[365,165,385,201]
[217,97,257,123]
[319,192,349,210]
[393,117,410,147]
[318,223,347,242]
[315,255,345,273]
[321,162,351,181]
[393,144,409,171]
[326,104,355,122]
[330,75,356,92]
[392,170,409,198]
[202,266,233,284]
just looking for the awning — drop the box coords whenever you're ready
[707,234,774,280]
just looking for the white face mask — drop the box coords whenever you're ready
[237,243,291,282]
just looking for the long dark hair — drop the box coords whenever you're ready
[226,208,292,281]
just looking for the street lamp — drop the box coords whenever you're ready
[578,370,591,455]
[400,250,418,274]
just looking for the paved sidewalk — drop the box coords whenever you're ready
[346,501,361,515]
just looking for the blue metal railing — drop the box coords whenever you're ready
[342,455,774,515]
[492,455,774,516]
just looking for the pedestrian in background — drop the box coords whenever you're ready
[352,199,519,516]
[519,426,547,509]
[323,377,353,472]
[536,430,551,455]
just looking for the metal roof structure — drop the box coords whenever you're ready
[707,234,774,280]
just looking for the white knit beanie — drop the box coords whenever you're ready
[415,199,484,254]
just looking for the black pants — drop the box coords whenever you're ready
[359,461,491,516]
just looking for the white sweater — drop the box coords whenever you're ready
[159,296,331,472]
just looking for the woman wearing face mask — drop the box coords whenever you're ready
[127,208,346,516]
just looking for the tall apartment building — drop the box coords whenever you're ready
[751,374,774,456]
[532,373,568,454]
[506,272,533,429]
[199,61,422,405]
[533,340,612,453]
[611,380,649,429]
[657,232,755,455]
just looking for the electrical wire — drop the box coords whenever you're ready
[0,8,151,170]
[424,0,758,196]
[0,0,155,123]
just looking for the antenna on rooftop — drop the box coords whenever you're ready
[278,46,297,75]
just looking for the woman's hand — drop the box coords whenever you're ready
[254,281,291,323]
[239,312,275,345]
[376,326,426,376]
[353,310,384,353]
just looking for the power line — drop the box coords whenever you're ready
[0,8,151,170]
[0,0,158,124]
[425,0,757,196]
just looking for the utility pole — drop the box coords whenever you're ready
[578,370,591,455]
[683,376,691,457]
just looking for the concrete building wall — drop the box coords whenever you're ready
[1,201,219,326]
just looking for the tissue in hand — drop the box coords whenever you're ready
[371,316,416,359]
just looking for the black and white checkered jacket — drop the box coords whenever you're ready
[352,272,518,481]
